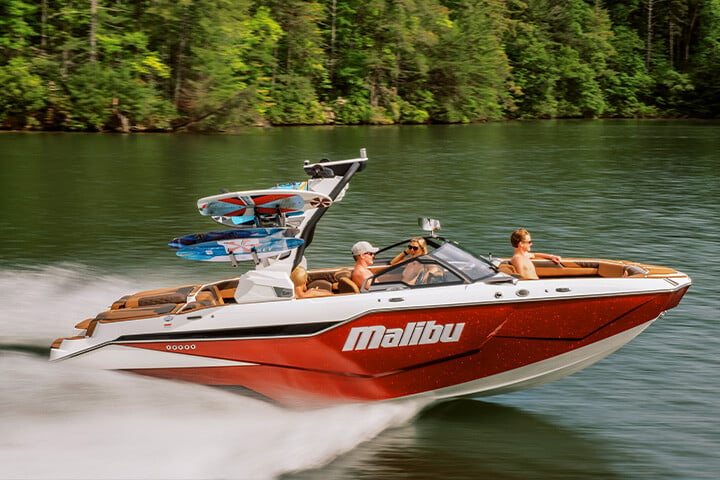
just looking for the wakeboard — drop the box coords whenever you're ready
[175,236,304,263]
[168,227,295,249]
[197,189,332,218]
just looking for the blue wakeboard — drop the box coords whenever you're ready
[168,228,293,249]
[176,237,304,263]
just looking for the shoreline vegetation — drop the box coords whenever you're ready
[2,1,719,133]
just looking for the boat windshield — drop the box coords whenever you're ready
[430,243,496,282]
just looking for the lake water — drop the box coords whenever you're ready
[1,121,718,479]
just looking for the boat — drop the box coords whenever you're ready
[49,150,692,408]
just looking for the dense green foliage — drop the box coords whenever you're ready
[1,0,718,131]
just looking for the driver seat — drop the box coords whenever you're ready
[335,270,360,294]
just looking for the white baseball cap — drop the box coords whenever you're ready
[352,241,379,256]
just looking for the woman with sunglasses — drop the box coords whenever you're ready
[390,237,429,284]
[391,237,428,265]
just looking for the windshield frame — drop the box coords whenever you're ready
[370,236,498,286]
[428,242,498,282]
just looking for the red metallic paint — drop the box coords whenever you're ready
[122,288,687,406]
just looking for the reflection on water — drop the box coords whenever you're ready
[284,399,621,480]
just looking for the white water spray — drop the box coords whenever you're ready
[0,266,426,479]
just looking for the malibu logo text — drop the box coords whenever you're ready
[342,321,465,352]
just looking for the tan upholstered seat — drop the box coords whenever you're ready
[308,279,333,292]
[498,263,518,275]
[336,276,360,294]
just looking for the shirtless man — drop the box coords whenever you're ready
[510,228,562,280]
[351,241,379,290]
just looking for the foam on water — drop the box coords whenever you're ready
[0,264,151,345]
[0,266,425,479]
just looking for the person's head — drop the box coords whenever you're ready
[510,228,532,248]
[352,241,379,262]
[290,265,308,287]
[407,237,428,257]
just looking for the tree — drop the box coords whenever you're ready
[685,0,720,116]
[429,0,511,122]
[148,0,282,130]
[258,0,328,124]
[0,58,47,128]
[3,0,720,128]
[323,0,457,124]
[505,0,615,118]
[0,1,45,128]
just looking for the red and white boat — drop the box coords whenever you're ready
[50,151,691,408]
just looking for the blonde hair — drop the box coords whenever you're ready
[410,237,428,255]
[290,266,308,287]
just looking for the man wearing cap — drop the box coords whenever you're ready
[351,241,379,291]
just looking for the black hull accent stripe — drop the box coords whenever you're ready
[116,321,341,343]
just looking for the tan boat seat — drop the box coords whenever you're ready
[598,262,626,278]
[336,276,360,294]
[120,285,196,309]
[95,303,179,322]
[498,263,518,275]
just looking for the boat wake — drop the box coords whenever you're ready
[0,265,425,479]
[0,263,148,347]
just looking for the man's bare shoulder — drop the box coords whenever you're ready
[511,253,538,279]
[510,253,527,266]
[352,266,371,285]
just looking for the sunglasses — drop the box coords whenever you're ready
[364,252,376,256]
[407,245,420,251]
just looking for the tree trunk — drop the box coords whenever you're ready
[90,0,98,63]
[112,98,130,133]
[669,15,674,68]
[329,0,337,82]
[174,13,189,108]
[41,0,48,49]
[646,0,654,70]
[684,4,700,65]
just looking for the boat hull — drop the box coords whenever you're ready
[53,282,689,408]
